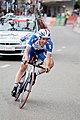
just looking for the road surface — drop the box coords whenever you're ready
[0,25,80,120]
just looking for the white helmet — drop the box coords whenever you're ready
[39,29,50,39]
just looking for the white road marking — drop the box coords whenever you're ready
[56,49,62,52]
[62,46,66,49]
[56,46,66,52]
[0,64,10,68]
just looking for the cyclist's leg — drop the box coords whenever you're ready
[11,62,28,97]
[15,64,27,83]
[11,47,35,97]
[17,48,36,82]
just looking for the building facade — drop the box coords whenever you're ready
[42,0,75,16]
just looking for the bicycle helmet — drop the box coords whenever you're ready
[39,29,50,39]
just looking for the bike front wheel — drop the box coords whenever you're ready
[19,82,32,109]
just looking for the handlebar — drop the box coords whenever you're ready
[29,61,45,70]
[24,60,45,70]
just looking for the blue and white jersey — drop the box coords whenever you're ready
[22,33,53,54]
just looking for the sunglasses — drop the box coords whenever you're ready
[42,38,49,41]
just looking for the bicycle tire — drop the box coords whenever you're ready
[19,82,32,109]
[19,72,35,109]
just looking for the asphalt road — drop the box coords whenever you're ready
[0,25,80,120]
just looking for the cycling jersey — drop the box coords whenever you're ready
[27,33,53,53]
[21,33,53,62]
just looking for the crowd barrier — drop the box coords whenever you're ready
[45,16,79,26]
[66,16,78,27]
[73,16,80,33]
[55,16,65,26]
[50,17,56,26]
[44,16,66,26]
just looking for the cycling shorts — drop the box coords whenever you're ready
[22,47,46,63]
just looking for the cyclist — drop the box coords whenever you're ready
[11,28,54,97]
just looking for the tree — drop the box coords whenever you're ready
[74,1,80,9]
[77,0,80,6]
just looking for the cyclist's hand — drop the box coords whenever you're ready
[23,59,28,65]
[45,67,50,73]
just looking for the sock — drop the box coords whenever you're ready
[14,83,18,87]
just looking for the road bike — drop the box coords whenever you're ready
[15,55,45,109]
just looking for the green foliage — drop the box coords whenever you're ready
[76,0,80,6]
[76,0,80,7]
[74,0,80,9]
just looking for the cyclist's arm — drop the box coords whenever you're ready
[45,52,52,72]
[24,45,31,63]
[45,40,53,72]
[23,35,38,63]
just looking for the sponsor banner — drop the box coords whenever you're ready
[77,17,80,24]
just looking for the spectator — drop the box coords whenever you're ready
[65,9,70,25]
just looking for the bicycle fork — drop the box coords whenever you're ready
[27,65,36,92]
